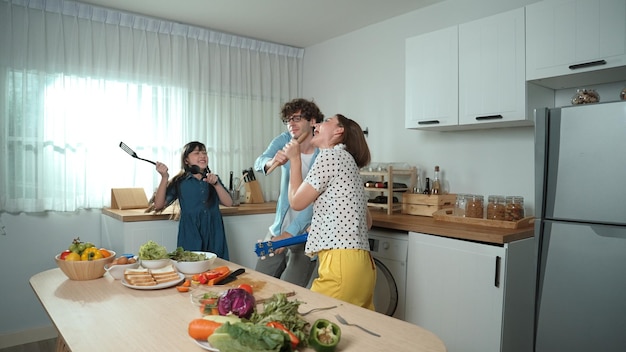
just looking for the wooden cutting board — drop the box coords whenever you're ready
[194,273,295,304]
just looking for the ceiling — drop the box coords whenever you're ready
[79,0,442,48]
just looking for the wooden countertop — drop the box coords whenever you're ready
[102,202,277,222]
[101,202,532,245]
[31,259,447,352]
[370,210,534,244]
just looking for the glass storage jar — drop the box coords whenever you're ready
[465,194,484,219]
[571,88,600,105]
[505,196,525,221]
[454,194,467,217]
[486,195,506,220]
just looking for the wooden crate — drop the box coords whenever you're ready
[401,193,456,217]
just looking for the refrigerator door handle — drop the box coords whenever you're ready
[494,256,501,288]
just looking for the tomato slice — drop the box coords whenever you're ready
[238,284,253,295]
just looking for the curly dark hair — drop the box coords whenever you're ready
[280,98,324,123]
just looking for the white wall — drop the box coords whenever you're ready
[302,0,626,217]
[302,0,542,212]
[0,210,102,347]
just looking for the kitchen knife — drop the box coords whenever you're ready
[248,167,255,181]
[217,268,245,285]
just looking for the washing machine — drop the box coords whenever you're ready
[368,228,408,320]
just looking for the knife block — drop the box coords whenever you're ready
[244,180,265,204]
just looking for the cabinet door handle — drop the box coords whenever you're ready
[568,59,607,70]
[417,120,440,125]
[494,256,501,288]
[475,114,503,121]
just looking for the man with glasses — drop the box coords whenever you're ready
[253,98,324,287]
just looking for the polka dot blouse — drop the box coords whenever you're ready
[304,144,370,256]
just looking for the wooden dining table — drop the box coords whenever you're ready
[30,258,446,351]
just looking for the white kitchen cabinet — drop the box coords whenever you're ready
[405,26,458,129]
[101,214,179,255]
[222,213,274,269]
[100,213,273,268]
[406,8,552,131]
[459,8,531,128]
[526,0,626,88]
[405,232,535,352]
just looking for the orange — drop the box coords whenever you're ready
[99,248,112,258]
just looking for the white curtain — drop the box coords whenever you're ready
[0,0,302,213]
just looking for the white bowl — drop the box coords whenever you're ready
[140,258,172,269]
[104,260,141,280]
[174,251,217,274]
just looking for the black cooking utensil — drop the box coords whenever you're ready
[119,142,156,165]
[219,268,245,285]
[189,165,210,180]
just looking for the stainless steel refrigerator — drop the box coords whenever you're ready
[534,100,626,352]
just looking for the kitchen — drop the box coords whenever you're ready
[2,0,626,351]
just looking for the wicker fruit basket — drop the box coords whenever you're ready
[55,251,116,280]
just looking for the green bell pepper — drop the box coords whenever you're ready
[308,319,341,352]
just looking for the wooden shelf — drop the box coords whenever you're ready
[361,166,417,215]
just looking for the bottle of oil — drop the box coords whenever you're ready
[431,166,441,195]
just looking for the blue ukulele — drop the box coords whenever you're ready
[254,233,308,259]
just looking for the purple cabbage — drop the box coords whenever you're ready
[217,288,256,319]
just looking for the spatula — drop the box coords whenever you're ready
[119,142,156,165]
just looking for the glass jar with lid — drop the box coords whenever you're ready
[465,194,484,219]
[571,88,600,105]
[505,196,525,221]
[454,194,467,217]
[486,195,506,220]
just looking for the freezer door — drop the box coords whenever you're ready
[534,220,626,352]
[536,101,626,225]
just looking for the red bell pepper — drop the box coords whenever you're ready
[267,321,299,349]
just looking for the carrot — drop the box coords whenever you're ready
[188,319,222,340]
[182,279,191,287]
[176,286,190,292]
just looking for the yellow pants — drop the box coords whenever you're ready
[311,249,376,310]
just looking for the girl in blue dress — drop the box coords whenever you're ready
[149,141,233,259]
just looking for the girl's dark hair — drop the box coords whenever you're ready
[335,114,371,168]
[146,141,211,216]
[281,98,324,123]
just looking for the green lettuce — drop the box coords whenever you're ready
[138,240,168,260]
[208,322,292,352]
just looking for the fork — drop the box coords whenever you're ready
[335,314,381,337]
[299,305,337,316]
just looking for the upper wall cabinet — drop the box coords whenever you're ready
[406,8,553,131]
[458,8,528,128]
[526,0,626,89]
[405,26,458,129]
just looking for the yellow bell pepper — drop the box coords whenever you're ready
[81,247,104,261]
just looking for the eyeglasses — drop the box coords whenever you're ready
[282,114,305,124]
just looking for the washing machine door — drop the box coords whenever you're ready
[373,257,399,317]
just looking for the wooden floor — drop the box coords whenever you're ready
[0,339,56,352]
